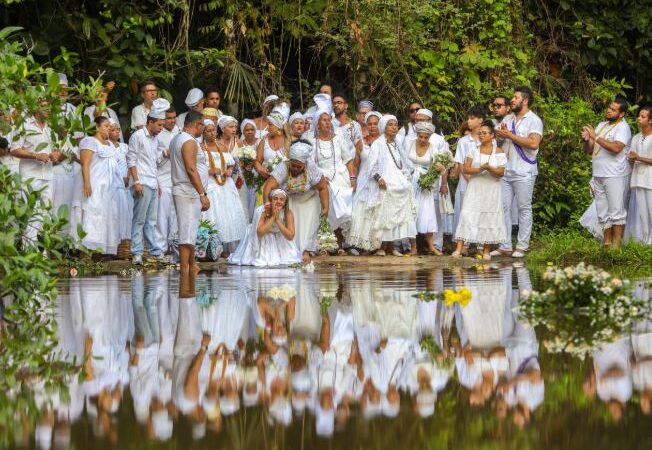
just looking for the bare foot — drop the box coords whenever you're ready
[302,251,311,263]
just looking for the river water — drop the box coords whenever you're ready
[5,263,652,449]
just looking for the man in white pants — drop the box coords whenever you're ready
[170,110,210,284]
[494,86,543,258]
[155,105,180,256]
[581,98,632,248]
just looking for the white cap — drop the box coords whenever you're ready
[150,98,171,120]
[185,88,204,107]
[57,73,68,86]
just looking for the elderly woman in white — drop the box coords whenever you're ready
[312,109,356,252]
[370,115,417,256]
[263,140,330,262]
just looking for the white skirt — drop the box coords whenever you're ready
[347,198,381,251]
[203,179,247,245]
[415,187,438,234]
[328,183,353,231]
[289,190,321,253]
[81,187,120,254]
[373,188,417,242]
[454,174,506,244]
[115,187,133,241]
[174,195,202,245]
[228,206,302,267]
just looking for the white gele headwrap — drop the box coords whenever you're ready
[267,111,286,130]
[272,102,291,121]
[240,118,256,136]
[150,98,171,120]
[414,122,436,135]
[288,112,304,124]
[270,188,288,199]
[313,93,333,114]
[289,141,312,162]
[217,115,238,130]
[263,94,279,105]
[378,114,398,133]
[364,111,382,124]
[416,108,433,119]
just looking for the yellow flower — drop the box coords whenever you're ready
[547,261,554,266]
[444,289,457,306]
[458,287,472,306]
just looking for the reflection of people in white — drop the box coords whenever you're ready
[582,98,632,248]
[628,106,652,244]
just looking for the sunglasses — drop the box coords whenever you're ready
[409,107,421,113]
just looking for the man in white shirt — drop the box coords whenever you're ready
[11,101,65,244]
[131,81,158,131]
[494,86,543,258]
[127,98,170,264]
[333,94,363,182]
[581,98,632,248]
[175,88,204,130]
[155,105,180,256]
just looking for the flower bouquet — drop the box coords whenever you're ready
[519,263,648,360]
[267,154,287,173]
[195,219,223,261]
[233,145,264,192]
[233,145,257,164]
[417,151,455,191]
[414,287,472,307]
[317,216,339,253]
[267,284,297,302]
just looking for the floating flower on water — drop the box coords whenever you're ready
[546,261,554,266]
[267,284,296,301]
[302,261,315,272]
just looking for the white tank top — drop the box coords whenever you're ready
[171,131,207,198]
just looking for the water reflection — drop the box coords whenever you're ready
[8,266,652,449]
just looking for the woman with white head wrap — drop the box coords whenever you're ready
[262,139,330,262]
[406,121,454,255]
[240,119,258,146]
[288,112,305,140]
[252,94,280,139]
[347,111,384,252]
[254,111,292,181]
[312,109,356,248]
[368,114,417,256]
[107,119,133,243]
[199,119,248,255]
[228,188,302,266]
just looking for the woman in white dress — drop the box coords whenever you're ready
[407,122,453,255]
[108,120,133,243]
[313,109,356,249]
[628,106,652,244]
[453,120,507,260]
[237,119,260,222]
[229,189,301,266]
[369,115,417,256]
[263,140,330,262]
[254,111,291,180]
[200,121,247,256]
[347,111,382,252]
[79,116,120,255]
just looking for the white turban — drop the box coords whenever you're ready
[288,112,304,124]
[414,122,436,135]
[267,111,286,130]
[263,94,279,105]
[289,141,312,162]
[217,115,237,130]
[358,99,374,110]
[364,111,382,124]
[378,114,398,133]
[270,188,288,199]
[185,88,204,107]
[272,102,290,121]
[149,98,170,120]
[240,118,256,135]
[312,108,332,132]
[415,108,433,119]
[313,93,332,114]
[203,119,215,127]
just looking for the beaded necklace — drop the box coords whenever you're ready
[202,141,227,186]
[387,141,403,169]
[315,136,337,181]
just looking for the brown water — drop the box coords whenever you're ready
[5,264,652,450]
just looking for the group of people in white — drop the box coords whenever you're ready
[29,265,552,447]
[2,76,652,268]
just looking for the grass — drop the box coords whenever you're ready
[527,228,652,277]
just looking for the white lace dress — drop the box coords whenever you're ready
[202,151,247,247]
[454,147,507,244]
[347,142,380,250]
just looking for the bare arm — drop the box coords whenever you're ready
[508,132,542,151]
[462,156,481,176]
[262,176,279,203]
[275,209,295,240]
[254,140,270,177]
[80,149,93,197]
[256,212,275,238]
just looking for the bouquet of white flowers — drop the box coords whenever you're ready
[266,284,297,301]
[267,154,287,172]
[317,216,339,253]
[233,145,257,164]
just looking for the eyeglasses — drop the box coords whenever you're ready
[492,103,506,108]
[409,108,421,113]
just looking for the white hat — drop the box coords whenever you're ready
[263,94,279,105]
[289,141,312,163]
[415,108,433,119]
[57,73,68,86]
[217,115,238,130]
[272,102,291,121]
[313,93,332,114]
[185,88,204,107]
[150,98,171,120]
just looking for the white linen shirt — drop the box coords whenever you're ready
[15,116,55,181]
[156,126,180,189]
[130,104,150,130]
[500,111,544,179]
[630,132,652,189]
[127,127,159,190]
[591,120,632,178]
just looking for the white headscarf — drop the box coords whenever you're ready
[267,111,286,130]
[270,188,288,199]
[378,114,398,134]
[415,108,433,119]
[312,108,332,135]
[414,122,436,135]
[240,118,256,136]
[263,94,279,105]
[217,115,238,130]
[203,119,215,127]
[289,141,312,162]
[313,93,332,114]
[364,111,382,124]
[288,112,304,124]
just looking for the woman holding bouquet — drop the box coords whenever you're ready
[254,111,292,180]
[201,120,247,256]
[452,121,507,260]
[229,189,301,266]
[263,140,330,262]
[407,122,453,255]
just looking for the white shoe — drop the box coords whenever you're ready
[376,250,386,256]
[451,251,461,258]
[132,254,143,265]
[348,248,360,256]
[490,249,511,257]
[392,250,403,257]
[511,250,526,258]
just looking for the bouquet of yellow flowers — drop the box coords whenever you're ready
[414,287,472,307]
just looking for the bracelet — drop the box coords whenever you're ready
[349,175,357,179]
[134,181,142,185]
[200,192,207,197]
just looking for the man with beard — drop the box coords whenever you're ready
[494,86,543,258]
[333,94,363,177]
[581,98,632,248]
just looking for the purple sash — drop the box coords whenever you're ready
[511,121,538,165]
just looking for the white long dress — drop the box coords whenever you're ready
[270,160,324,253]
[408,141,441,234]
[51,140,79,237]
[454,146,507,244]
[313,135,354,230]
[228,205,302,267]
[79,136,120,254]
[202,151,247,247]
[347,140,381,250]
[370,137,417,242]
[113,142,133,241]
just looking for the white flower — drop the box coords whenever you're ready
[267,284,297,301]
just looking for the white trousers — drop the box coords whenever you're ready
[499,175,535,252]
[593,175,629,229]
[156,187,178,253]
[634,187,652,244]
[23,178,52,246]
